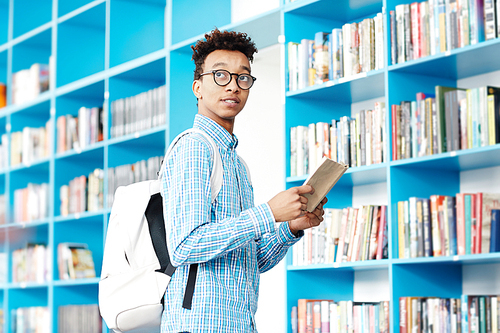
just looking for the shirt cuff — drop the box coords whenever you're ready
[277,221,304,245]
[246,202,276,238]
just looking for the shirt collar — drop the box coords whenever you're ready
[193,114,239,150]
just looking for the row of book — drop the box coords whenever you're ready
[399,295,500,333]
[60,168,104,216]
[13,183,49,224]
[288,13,384,91]
[56,106,104,153]
[397,193,500,259]
[290,102,386,177]
[392,85,500,160]
[292,205,388,266]
[110,85,166,138]
[10,119,52,166]
[390,0,500,65]
[12,243,48,283]
[291,300,390,333]
[57,243,96,280]
[58,304,102,333]
[11,306,49,333]
[107,155,162,205]
[12,62,50,105]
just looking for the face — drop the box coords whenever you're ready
[192,49,251,133]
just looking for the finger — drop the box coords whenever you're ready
[300,196,308,204]
[294,184,314,195]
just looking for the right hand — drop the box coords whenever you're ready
[267,185,314,222]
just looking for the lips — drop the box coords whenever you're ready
[221,97,240,104]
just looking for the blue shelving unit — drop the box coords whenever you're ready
[283,1,500,333]
[1,0,499,332]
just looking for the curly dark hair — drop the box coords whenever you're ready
[191,28,258,81]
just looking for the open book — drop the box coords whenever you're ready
[302,157,349,212]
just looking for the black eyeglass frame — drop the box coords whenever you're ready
[199,69,257,90]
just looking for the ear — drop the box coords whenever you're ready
[192,80,202,99]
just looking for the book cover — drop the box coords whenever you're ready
[302,157,349,212]
[491,209,500,252]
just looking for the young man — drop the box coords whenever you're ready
[160,28,327,332]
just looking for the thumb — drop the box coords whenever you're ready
[295,184,314,195]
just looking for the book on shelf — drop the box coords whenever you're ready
[290,103,386,177]
[12,307,49,333]
[491,209,500,252]
[57,243,96,280]
[56,106,104,153]
[293,204,388,266]
[287,11,384,92]
[392,85,500,160]
[0,83,6,108]
[398,192,500,259]
[12,62,50,105]
[58,304,102,333]
[12,243,48,283]
[10,119,52,167]
[390,0,494,65]
[302,157,348,212]
[13,183,49,223]
[110,85,166,138]
[107,155,162,206]
[60,169,104,216]
[293,300,389,333]
[402,295,500,333]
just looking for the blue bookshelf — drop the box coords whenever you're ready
[1,0,499,332]
[283,0,500,333]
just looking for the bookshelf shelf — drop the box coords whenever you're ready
[284,0,500,332]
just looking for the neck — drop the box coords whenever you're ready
[198,111,234,134]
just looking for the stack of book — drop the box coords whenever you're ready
[290,102,386,177]
[12,63,50,105]
[288,13,385,91]
[291,299,390,333]
[10,120,52,166]
[12,244,48,283]
[60,168,104,216]
[293,205,388,266]
[392,85,500,160]
[0,133,8,169]
[107,156,162,205]
[390,0,500,65]
[110,85,166,138]
[56,106,104,153]
[13,183,49,223]
[57,243,96,280]
[400,295,500,333]
[397,192,500,259]
[58,304,102,333]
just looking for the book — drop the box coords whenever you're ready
[491,209,500,252]
[302,157,349,212]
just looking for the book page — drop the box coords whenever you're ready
[303,157,349,212]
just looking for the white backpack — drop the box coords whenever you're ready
[98,128,224,333]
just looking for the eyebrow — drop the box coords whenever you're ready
[211,61,251,73]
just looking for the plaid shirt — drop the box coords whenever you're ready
[160,114,300,332]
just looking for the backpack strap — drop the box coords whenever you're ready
[159,128,222,202]
[153,127,223,310]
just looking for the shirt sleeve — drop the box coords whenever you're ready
[255,213,304,273]
[161,135,277,267]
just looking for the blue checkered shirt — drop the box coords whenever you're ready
[160,114,300,332]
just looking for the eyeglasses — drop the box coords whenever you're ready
[199,69,256,90]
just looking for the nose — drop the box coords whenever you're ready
[225,74,240,92]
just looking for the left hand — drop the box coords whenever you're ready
[287,197,328,236]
